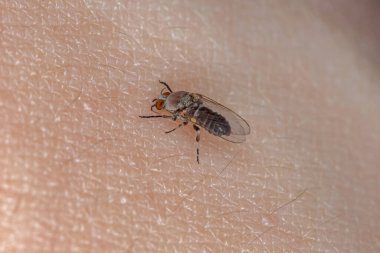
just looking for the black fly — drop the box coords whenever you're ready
[139,81,250,164]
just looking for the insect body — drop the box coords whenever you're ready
[139,81,250,163]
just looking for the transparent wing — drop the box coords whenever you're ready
[196,94,251,143]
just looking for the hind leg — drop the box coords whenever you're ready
[193,125,201,164]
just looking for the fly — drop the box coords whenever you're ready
[139,81,251,164]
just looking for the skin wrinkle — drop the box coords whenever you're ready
[1,0,380,252]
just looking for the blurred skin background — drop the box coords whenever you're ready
[1,0,380,252]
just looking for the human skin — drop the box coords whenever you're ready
[1,0,380,252]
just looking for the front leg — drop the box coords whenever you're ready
[139,115,172,119]
[140,111,179,120]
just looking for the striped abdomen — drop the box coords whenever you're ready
[189,106,231,137]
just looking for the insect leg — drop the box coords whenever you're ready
[193,125,201,164]
[139,115,172,119]
[159,80,173,93]
[165,122,188,134]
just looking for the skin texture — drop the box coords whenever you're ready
[1,0,380,252]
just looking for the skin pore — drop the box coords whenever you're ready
[1,0,380,252]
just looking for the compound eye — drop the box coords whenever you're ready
[155,100,164,110]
